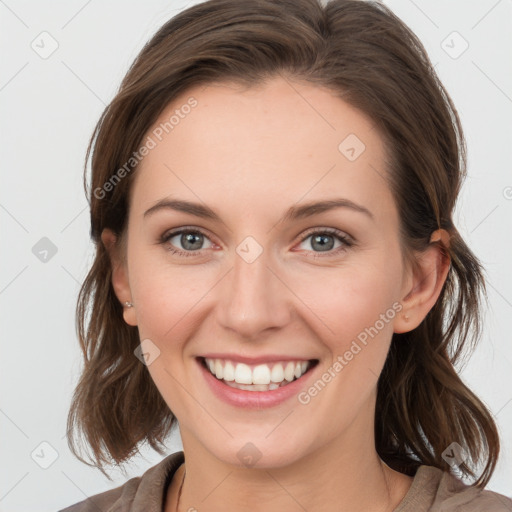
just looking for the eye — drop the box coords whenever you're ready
[159,226,354,258]
[160,228,214,257]
[295,228,353,257]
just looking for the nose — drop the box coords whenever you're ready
[215,247,292,340]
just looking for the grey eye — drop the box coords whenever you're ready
[299,233,342,252]
[168,231,213,251]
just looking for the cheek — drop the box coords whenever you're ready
[129,252,216,341]
[291,264,403,420]
[290,259,402,350]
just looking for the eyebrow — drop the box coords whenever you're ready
[143,197,374,222]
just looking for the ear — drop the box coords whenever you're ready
[101,228,138,327]
[394,229,451,334]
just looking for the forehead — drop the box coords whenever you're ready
[131,77,393,219]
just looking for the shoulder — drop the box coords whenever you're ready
[432,467,512,512]
[397,465,512,512]
[58,477,137,512]
[58,451,185,512]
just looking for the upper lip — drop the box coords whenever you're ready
[198,354,318,365]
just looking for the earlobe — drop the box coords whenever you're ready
[394,229,451,334]
[100,228,138,327]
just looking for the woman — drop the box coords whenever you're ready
[61,0,512,511]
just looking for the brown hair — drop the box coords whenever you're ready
[67,0,500,485]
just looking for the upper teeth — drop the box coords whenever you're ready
[204,358,311,385]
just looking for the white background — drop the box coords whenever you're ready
[0,1,511,510]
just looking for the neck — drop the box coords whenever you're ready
[170,414,412,512]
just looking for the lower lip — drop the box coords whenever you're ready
[197,358,318,409]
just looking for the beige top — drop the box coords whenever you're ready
[59,451,512,511]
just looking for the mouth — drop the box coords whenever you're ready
[197,356,320,392]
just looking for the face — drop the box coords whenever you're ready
[110,76,415,469]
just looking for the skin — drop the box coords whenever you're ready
[102,76,451,512]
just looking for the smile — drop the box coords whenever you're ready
[200,357,318,391]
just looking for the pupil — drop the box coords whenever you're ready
[182,232,202,250]
[312,234,333,252]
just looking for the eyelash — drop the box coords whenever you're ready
[159,226,354,259]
